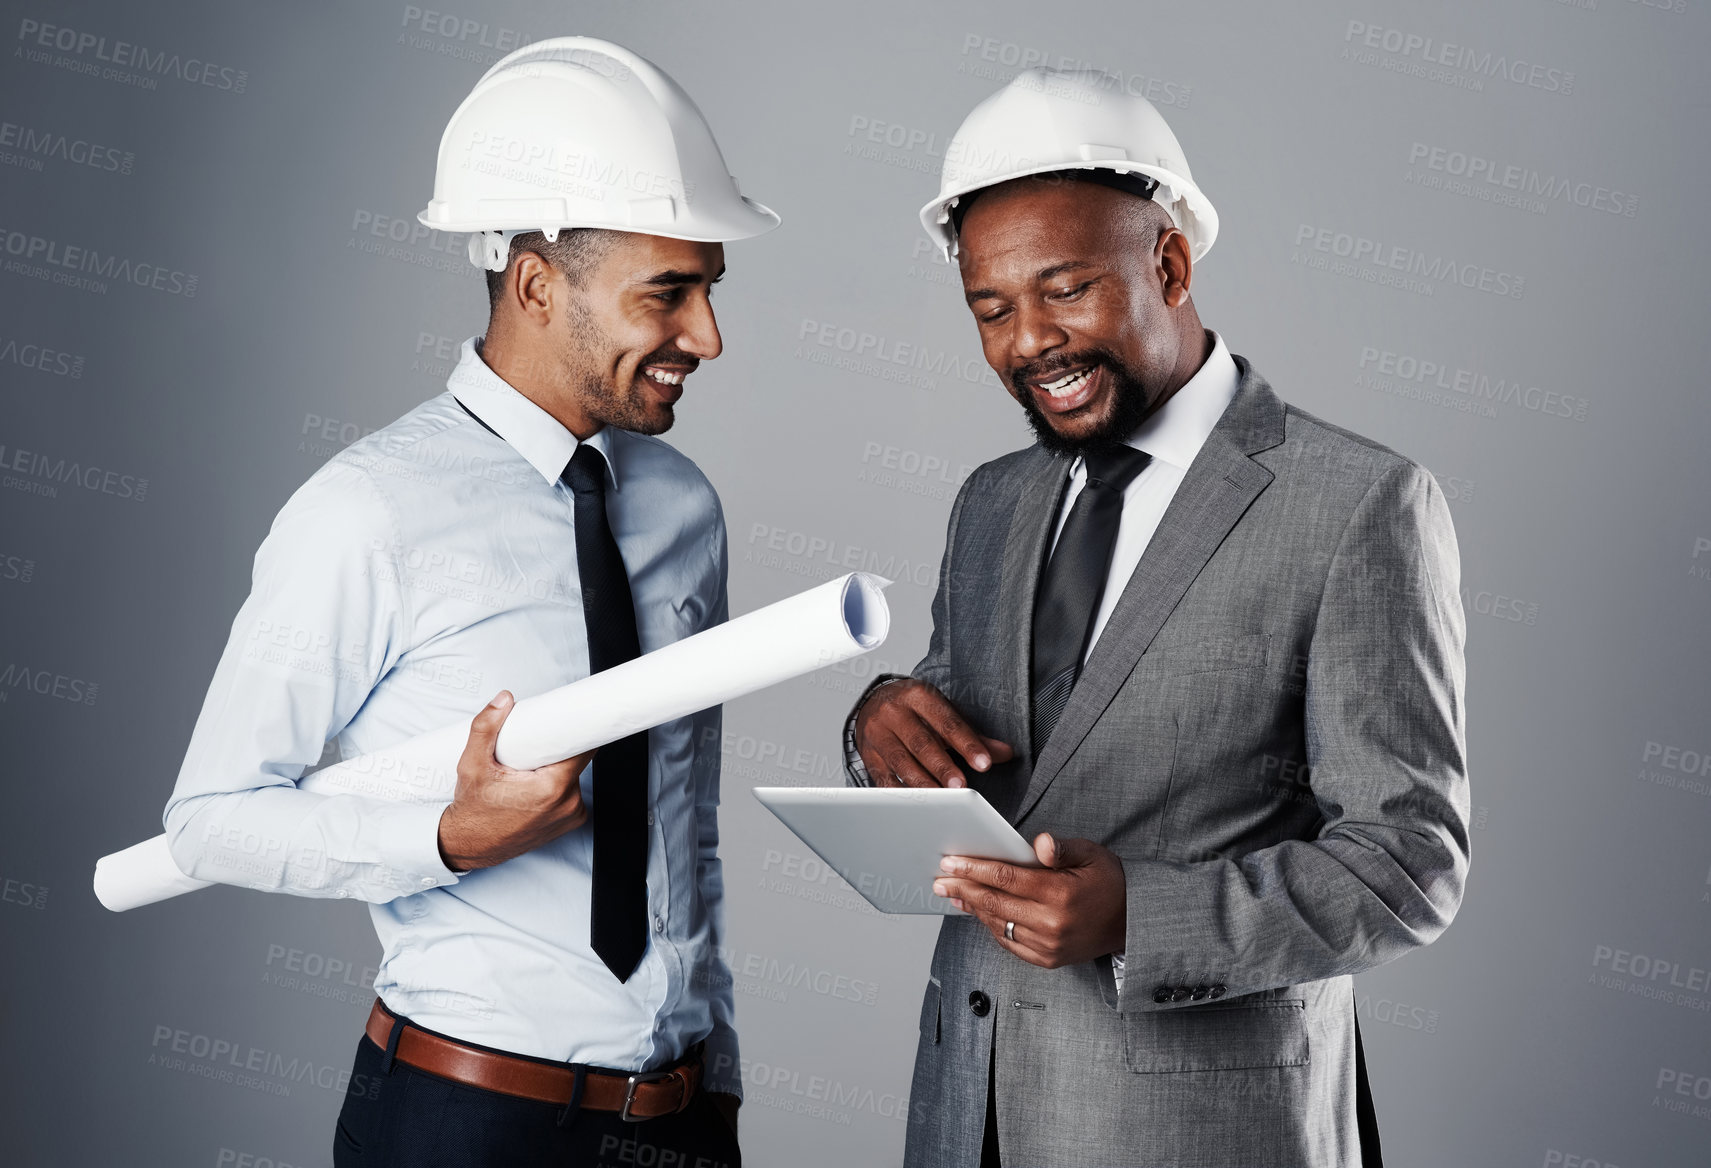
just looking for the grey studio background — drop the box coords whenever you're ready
[1,0,1708,1165]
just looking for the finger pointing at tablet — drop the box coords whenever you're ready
[853,679,1014,788]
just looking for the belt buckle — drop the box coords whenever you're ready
[620,1068,678,1122]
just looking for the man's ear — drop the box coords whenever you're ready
[507,250,559,325]
[1158,227,1194,308]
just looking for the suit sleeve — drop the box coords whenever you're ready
[1117,461,1470,1011]
[842,471,972,786]
[161,460,462,902]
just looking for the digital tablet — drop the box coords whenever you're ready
[752,786,1040,915]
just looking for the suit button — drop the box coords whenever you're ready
[1170,987,1192,1002]
[969,991,991,1017]
[1209,984,1227,999]
[1153,987,1173,1004]
[1190,985,1210,1001]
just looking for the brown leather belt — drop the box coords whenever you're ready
[365,998,701,1120]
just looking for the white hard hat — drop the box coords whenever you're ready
[418,36,780,271]
[920,68,1217,264]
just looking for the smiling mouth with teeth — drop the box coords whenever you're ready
[643,368,686,386]
[1039,367,1094,398]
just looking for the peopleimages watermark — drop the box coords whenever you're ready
[1340,20,1574,97]
[298,410,379,460]
[1459,582,1540,627]
[0,552,37,584]
[0,440,149,502]
[216,1147,313,1168]
[348,209,468,278]
[745,522,939,590]
[954,33,1193,109]
[796,317,1001,391]
[457,131,693,208]
[1404,142,1637,220]
[148,1023,381,1099]
[1636,738,1711,798]
[0,227,197,297]
[0,335,84,379]
[1292,224,1524,300]
[1,874,49,910]
[0,118,134,175]
[858,439,974,503]
[1653,1066,1711,1121]
[1356,346,1588,423]
[397,5,533,63]
[708,1051,925,1127]
[697,944,881,1007]
[756,847,898,924]
[0,661,98,705]
[262,942,378,1007]
[410,331,466,379]
[1542,1149,1627,1168]
[15,18,249,93]
[1690,537,1711,585]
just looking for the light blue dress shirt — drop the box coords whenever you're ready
[162,336,739,1088]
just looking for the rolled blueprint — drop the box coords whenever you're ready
[94,572,891,912]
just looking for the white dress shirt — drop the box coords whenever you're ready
[1047,331,1241,659]
[162,336,740,1086]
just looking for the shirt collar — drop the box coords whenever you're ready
[447,335,618,489]
[1120,330,1240,471]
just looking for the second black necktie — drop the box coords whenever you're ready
[1030,445,1152,754]
[563,443,649,982]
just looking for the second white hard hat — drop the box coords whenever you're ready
[419,36,780,271]
[920,68,1217,264]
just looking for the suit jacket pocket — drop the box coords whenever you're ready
[1122,998,1307,1073]
[919,977,941,1044]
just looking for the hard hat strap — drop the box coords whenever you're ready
[468,226,566,273]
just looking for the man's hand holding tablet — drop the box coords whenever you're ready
[850,678,1128,969]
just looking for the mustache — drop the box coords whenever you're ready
[1008,347,1122,395]
[639,347,701,372]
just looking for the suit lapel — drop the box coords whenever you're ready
[1012,361,1288,824]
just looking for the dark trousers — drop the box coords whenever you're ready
[333,1032,741,1168]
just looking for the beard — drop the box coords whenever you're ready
[559,300,693,436]
[575,361,677,436]
[1010,347,1156,458]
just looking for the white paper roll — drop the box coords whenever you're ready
[94,572,891,912]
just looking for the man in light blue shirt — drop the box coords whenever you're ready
[162,37,778,1166]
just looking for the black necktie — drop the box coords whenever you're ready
[563,444,649,982]
[1030,446,1152,754]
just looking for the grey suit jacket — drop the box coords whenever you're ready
[847,357,1470,1167]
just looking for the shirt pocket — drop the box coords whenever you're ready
[1121,997,1308,1073]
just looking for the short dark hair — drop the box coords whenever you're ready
[484,228,617,312]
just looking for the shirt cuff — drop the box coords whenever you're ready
[843,675,912,786]
[373,800,464,892]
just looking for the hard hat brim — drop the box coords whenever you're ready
[415,196,780,244]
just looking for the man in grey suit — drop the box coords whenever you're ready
[846,70,1470,1167]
